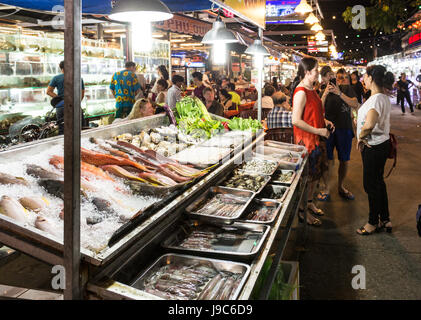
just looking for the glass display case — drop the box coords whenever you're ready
[134,39,171,83]
[0,27,124,127]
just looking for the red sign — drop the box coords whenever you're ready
[409,32,421,45]
[223,8,234,18]
[153,14,212,37]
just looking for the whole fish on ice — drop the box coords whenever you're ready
[34,215,59,237]
[0,172,29,186]
[19,197,47,212]
[0,195,27,223]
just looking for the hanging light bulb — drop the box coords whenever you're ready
[329,44,336,52]
[202,15,238,44]
[311,23,323,32]
[305,13,319,24]
[295,0,313,14]
[213,42,227,65]
[315,31,326,41]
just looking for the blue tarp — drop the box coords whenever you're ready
[0,0,211,14]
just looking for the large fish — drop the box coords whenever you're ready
[26,164,62,180]
[138,172,178,187]
[90,137,131,159]
[101,165,152,185]
[0,195,27,223]
[38,179,66,199]
[49,155,115,182]
[19,197,47,213]
[34,216,59,237]
[0,172,29,186]
[81,148,149,172]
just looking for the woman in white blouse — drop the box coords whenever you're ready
[356,65,394,235]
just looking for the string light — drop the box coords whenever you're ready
[295,0,313,14]
[311,23,323,32]
[305,12,319,24]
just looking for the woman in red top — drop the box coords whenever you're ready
[292,57,334,226]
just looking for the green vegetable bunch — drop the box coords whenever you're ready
[227,117,263,133]
[176,96,222,139]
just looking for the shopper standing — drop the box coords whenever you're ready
[318,67,359,202]
[351,71,364,104]
[47,60,85,134]
[356,65,394,235]
[291,57,333,226]
[110,61,141,119]
[397,73,415,114]
[166,75,184,109]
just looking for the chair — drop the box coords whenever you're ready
[265,128,294,144]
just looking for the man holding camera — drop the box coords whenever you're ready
[318,67,359,201]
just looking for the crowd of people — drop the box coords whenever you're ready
[46,58,412,237]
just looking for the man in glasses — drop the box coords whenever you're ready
[318,67,359,202]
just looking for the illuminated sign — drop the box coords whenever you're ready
[409,32,421,45]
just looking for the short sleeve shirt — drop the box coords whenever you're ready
[357,93,391,146]
[324,85,356,129]
[49,74,85,98]
[110,69,141,108]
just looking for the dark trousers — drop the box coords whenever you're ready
[56,107,85,135]
[361,140,390,225]
[396,91,402,105]
[401,91,414,113]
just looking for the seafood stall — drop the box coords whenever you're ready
[0,108,309,300]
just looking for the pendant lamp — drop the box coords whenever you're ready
[109,0,173,22]
[295,0,313,14]
[311,23,323,32]
[202,16,238,44]
[305,12,319,24]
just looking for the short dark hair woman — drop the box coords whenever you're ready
[356,65,394,235]
[292,57,333,226]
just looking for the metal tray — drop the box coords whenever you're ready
[161,220,270,260]
[131,253,251,300]
[264,140,307,154]
[220,170,272,195]
[185,186,255,222]
[259,184,290,204]
[237,157,279,177]
[238,198,282,225]
[271,169,296,186]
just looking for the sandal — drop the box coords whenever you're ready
[307,200,325,217]
[356,225,377,236]
[339,189,355,200]
[298,211,322,226]
[317,192,330,201]
[378,220,393,233]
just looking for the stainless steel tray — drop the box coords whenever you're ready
[185,186,255,222]
[264,140,307,154]
[220,170,272,195]
[161,220,270,260]
[259,184,290,204]
[131,253,251,300]
[237,157,279,177]
[271,169,296,186]
[238,198,282,225]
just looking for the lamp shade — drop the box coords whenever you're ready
[315,31,326,41]
[311,23,323,32]
[245,39,270,56]
[295,0,313,14]
[305,13,319,24]
[109,0,173,22]
[202,19,238,44]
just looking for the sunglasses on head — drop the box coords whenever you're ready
[337,76,345,80]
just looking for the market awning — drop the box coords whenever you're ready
[0,0,212,15]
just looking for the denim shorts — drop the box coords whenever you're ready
[326,128,354,161]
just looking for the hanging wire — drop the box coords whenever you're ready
[0,9,21,18]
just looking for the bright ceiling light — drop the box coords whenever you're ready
[170,39,186,43]
[104,28,126,33]
[179,43,203,47]
[315,31,326,41]
[295,0,313,14]
[311,23,323,32]
[305,13,319,24]
[109,0,173,23]
[202,17,238,44]
[329,44,336,52]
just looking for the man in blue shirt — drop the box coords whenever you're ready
[110,61,141,118]
[47,61,86,134]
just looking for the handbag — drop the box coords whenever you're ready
[385,133,397,178]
